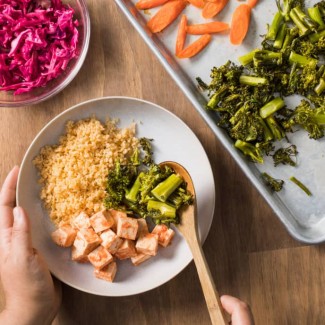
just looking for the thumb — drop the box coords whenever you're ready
[12,207,33,257]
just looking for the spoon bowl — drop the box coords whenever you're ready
[160,161,228,325]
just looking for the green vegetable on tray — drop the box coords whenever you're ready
[197,0,325,193]
[104,138,193,224]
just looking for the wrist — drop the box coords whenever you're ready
[0,305,55,325]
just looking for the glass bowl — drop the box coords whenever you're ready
[0,0,90,107]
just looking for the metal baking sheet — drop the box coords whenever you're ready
[115,0,325,243]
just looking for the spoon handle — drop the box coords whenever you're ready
[187,238,228,325]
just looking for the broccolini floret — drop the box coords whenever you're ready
[272,145,298,166]
[261,172,285,192]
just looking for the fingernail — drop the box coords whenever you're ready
[13,207,23,224]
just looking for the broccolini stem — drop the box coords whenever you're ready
[274,23,287,49]
[314,78,325,96]
[238,49,258,66]
[207,86,228,109]
[147,200,176,218]
[291,6,318,31]
[125,172,144,203]
[281,28,297,51]
[289,9,310,36]
[265,115,285,140]
[288,51,318,68]
[239,75,268,86]
[289,176,312,196]
[151,173,183,202]
[309,29,325,43]
[253,50,283,67]
[259,117,274,141]
[266,11,283,40]
[235,140,264,163]
[259,98,285,119]
[307,6,325,28]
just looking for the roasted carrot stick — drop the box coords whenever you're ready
[202,0,229,19]
[230,4,251,45]
[147,0,187,33]
[247,0,258,8]
[135,0,169,10]
[177,34,211,58]
[187,0,205,8]
[176,15,188,55]
[186,21,229,34]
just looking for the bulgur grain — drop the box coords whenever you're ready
[33,117,139,225]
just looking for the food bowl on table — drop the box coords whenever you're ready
[17,96,215,296]
[0,0,90,107]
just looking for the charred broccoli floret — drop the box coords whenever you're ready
[261,172,285,192]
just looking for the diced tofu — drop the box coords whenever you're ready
[131,253,152,266]
[88,246,113,269]
[117,216,138,240]
[73,228,102,255]
[71,245,89,263]
[90,210,114,233]
[136,218,149,239]
[135,234,159,256]
[94,261,117,282]
[115,239,137,260]
[100,229,123,254]
[152,224,175,247]
[51,223,77,247]
[72,212,91,230]
[109,209,127,232]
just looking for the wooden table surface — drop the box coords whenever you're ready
[1,1,325,324]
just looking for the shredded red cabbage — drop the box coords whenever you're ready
[0,0,79,95]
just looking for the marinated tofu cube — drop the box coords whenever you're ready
[117,216,138,240]
[115,239,137,260]
[131,253,152,266]
[135,234,159,256]
[72,212,91,230]
[90,210,114,233]
[100,229,123,254]
[109,209,127,232]
[136,218,149,239]
[71,245,89,263]
[73,228,102,255]
[152,224,175,247]
[88,246,113,269]
[51,223,77,247]
[94,261,117,282]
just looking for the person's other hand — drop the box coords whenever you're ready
[0,166,61,325]
[221,295,254,325]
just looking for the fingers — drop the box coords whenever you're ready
[0,166,19,228]
[221,295,254,325]
[11,207,33,257]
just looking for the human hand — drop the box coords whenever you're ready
[0,166,61,325]
[221,295,254,325]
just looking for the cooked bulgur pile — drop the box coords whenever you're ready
[33,117,139,225]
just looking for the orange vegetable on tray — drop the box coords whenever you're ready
[135,0,169,10]
[176,14,188,55]
[202,0,229,19]
[187,0,205,8]
[186,21,229,34]
[177,34,212,58]
[247,0,259,8]
[147,0,187,33]
[229,4,251,45]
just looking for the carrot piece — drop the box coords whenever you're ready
[175,15,188,55]
[187,0,205,8]
[177,34,212,58]
[230,4,251,45]
[202,0,229,19]
[135,0,169,10]
[147,0,187,33]
[247,0,258,8]
[186,21,229,34]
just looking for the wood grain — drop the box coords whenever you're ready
[0,1,324,324]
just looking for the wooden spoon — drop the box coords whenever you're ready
[160,161,228,325]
